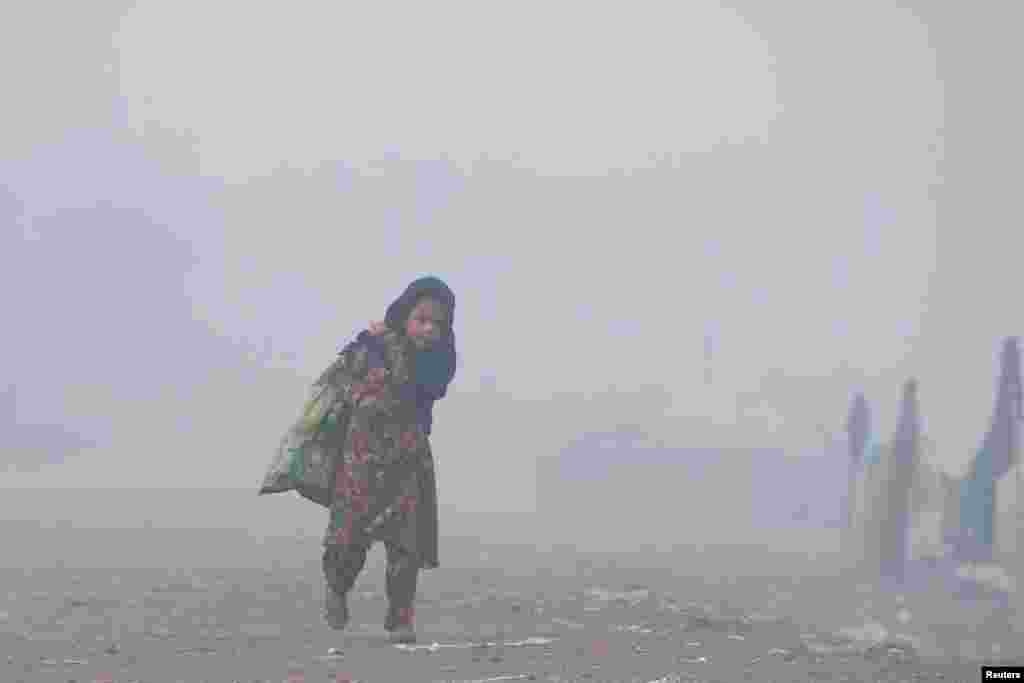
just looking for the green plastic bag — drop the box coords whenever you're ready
[258,382,350,508]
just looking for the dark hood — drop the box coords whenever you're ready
[383,276,458,410]
[384,275,456,339]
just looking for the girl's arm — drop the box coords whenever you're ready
[417,374,452,401]
[361,323,455,400]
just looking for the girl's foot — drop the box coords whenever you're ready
[388,625,416,644]
[324,588,349,630]
[386,605,416,643]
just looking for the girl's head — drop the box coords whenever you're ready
[385,276,456,351]
[404,295,446,349]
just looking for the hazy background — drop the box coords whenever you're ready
[1,3,1021,547]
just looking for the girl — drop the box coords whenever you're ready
[320,276,456,645]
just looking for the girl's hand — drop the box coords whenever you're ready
[368,320,388,335]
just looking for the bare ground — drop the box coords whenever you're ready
[0,522,1017,683]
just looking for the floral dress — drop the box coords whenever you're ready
[320,330,439,570]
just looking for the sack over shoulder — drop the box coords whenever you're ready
[258,382,350,508]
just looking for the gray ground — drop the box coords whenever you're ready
[0,519,1018,683]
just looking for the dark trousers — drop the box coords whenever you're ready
[322,541,419,629]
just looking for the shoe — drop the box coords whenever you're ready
[386,605,416,643]
[388,625,416,644]
[324,588,349,631]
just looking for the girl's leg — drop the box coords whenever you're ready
[383,541,419,638]
[322,543,369,630]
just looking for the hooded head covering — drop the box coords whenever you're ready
[384,276,456,340]
[384,276,458,413]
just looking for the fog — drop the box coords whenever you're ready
[2,2,1022,557]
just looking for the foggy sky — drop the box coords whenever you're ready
[2,2,1022,518]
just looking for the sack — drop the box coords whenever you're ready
[297,383,337,434]
[258,382,350,508]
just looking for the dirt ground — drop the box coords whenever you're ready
[0,524,1018,683]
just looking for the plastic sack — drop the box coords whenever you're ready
[258,382,349,508]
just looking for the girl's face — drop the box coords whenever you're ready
[405,297,446,349]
